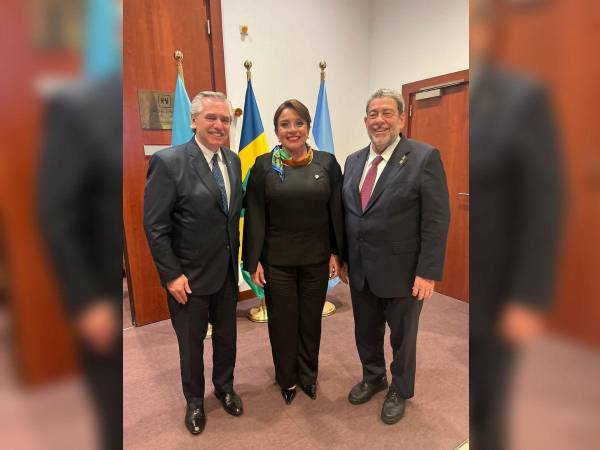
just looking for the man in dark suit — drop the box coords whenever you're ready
[470,3,563,448]
[340,89,450,425]
[144,91,244,435]
[39,75,122,450]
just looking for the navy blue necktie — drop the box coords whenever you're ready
[211,153,228,214]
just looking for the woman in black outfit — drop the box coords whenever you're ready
[242,99,345,404]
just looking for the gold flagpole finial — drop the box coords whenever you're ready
[319,61,327,81]
[244,60,253,81]
[174,50,184,82]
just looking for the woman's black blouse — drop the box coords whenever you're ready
[242,150,345,273]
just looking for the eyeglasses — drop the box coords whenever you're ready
[367,109,397,120]
[202,114,232,125]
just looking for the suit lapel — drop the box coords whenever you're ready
[187,139,227,215]
[470,64,499,150]
[222,147,239,217]
[350,146,370,212]
[363,137,410,214]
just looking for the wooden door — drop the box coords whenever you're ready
[123,0,226,326]
[493,0,600,346]
[402,70,469,301]
[0,0,81,384]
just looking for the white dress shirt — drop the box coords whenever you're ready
[195,136,231,208]
[359,135,401,190]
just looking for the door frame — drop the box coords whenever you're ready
[402,69,470,302]
[402,70,470,134]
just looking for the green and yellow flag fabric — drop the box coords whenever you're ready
[238,80,269,298]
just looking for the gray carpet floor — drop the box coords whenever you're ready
[123,284,468,449]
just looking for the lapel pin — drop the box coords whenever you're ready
[315,174,320,179]
[399,154,408,167]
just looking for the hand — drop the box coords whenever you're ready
[251,262,266,287]
[500,302,545,347]
[339,262,349,284]
[167,274,192,304]
[329,254,340,279]
[76,300,118,353]
[412,276,435,300]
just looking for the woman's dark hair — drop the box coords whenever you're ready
[273,99,312,131]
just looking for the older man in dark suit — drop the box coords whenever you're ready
[340,89,450,424]
[469,3,563,447]
[144,91,244,435]
[39,75,122,450]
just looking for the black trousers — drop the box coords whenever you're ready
[167,265,238,405]
[80,320,122,450]
[263,261,329,389]
[470,332,515,450]
[350,280,423,399]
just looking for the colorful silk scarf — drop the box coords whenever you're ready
[271,144,314,182]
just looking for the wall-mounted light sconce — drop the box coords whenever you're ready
[240,24,249,40]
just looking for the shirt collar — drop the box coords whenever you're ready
[195,134,222,163]
[368,134,401,163]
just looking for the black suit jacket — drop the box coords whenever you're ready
[471,64,562,331]
[39,75,122,316]
[242,150,345,273]
[342,135,450,298]
[144,138,243,294]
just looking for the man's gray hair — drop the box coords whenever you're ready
[190,91,233,117]
[366,89,405,115]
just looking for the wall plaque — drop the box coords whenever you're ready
[137,90,174,129]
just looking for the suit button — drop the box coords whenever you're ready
[226,245,230,250]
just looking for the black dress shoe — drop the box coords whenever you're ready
[215,391,244,416]
[281,387,297,405]
[348,378,388,405]
[300,383,317,399]
[185,403,206,435]
[381,387,405,424]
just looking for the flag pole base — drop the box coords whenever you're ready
[322,300,336,317]
[248,299,268,323]
[247,299,335,321]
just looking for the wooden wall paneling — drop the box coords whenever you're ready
[123,23,165,327]
[208,0,227,94]
[0,0,78,384]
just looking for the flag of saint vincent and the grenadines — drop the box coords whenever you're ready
[312,78,340,290]
[238,80,270,298]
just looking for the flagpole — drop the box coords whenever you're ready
[173,49,212,337]
[244,59,269,323]
[174,50,184,83]
[319,61,337,317]
[244,59,252,81]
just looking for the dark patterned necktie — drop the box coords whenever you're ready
[360,155,383,211]
[211,153,228,214]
